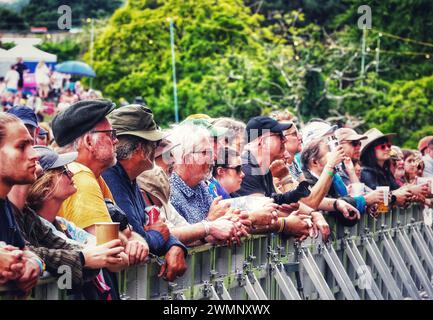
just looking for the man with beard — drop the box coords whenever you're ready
[102,105,188,281]
[51,100,149,267]
[334,128,368,185]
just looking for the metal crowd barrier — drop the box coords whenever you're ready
[1,205,433,300]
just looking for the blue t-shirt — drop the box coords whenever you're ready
[0,198,25,248]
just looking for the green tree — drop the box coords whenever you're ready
[0,7,28,30]
[365,75,433,148]
[36,40,81,62]
[90,0,277,124]
[20,0,123,30]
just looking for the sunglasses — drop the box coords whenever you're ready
[59,166,73,178]
[222,165,243,174]
[350,141,362,147]
[90,129,117,141]
[374,142,391,151]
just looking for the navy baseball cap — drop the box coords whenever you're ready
[7,106,38,128]
[34,146,77,172]
[245,116,293,142]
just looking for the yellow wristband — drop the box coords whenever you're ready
[278,218,286,233]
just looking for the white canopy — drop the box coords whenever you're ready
[0,44,57,62]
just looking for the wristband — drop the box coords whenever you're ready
[201,220,210,236]
[32,257,45,276]
[278,218,286,233]
[326,170,335,177]
[333,199,339,211]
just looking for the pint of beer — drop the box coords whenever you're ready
[95,222,120,245]
[376,186,390,214]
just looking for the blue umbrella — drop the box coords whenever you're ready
[55,61,96,77]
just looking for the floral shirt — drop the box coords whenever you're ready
[169,172,214,224]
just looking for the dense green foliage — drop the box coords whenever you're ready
[36,40,81,62]
[0,0,123,30]
[24,0,429,147]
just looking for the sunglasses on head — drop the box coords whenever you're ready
[374,142,391,151]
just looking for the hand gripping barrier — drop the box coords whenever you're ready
[1,205,433,300]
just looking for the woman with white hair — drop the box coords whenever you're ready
[169,124,224,224]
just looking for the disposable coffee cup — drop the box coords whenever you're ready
[95,222,119,245]
[351,183,365,196]
[376,186,390,213]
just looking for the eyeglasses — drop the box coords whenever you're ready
[222,165,243,174]
[374,142,391,151]
[284,131,298,138]
[191,148,213,157]
[90,129,117,141]
[268,133,286,142]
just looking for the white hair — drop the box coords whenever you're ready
[55,131,97,154]
[170,124,211,164]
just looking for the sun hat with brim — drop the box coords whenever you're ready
[109,104,164,142]
[360,128,396,156]
[185,113,212,120]
[302,121,338,146]
[335,128,367,142]
[417,136,433,153]
[182,119,228,138]
[34,146,78,172]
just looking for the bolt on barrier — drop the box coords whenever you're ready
[1,205,433,300]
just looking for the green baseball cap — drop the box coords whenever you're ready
[109,104,164,142]
[182,118,228,138]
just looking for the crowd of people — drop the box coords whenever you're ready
[0,90,432,299]
[1,58,104,119]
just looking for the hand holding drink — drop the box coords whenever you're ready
[376,186,390,214]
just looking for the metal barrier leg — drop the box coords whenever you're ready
[344,240,383,300]
[322,245,360,300]
[249,272,268,300]
[244,274,260,300]
[272,263,301,300]
[209,284,220,300]
[382,232,420,299]
[364,237,404,300]
[397,229,433,299]
[424,225,433,250]
[411,226,433,276]
[300,249,335,300]
[215,280,232,300]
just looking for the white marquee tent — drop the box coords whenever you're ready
[0,44,57,77]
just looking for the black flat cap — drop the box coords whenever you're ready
[52,99,116,147]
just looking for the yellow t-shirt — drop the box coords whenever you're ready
[58,162,114,229]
